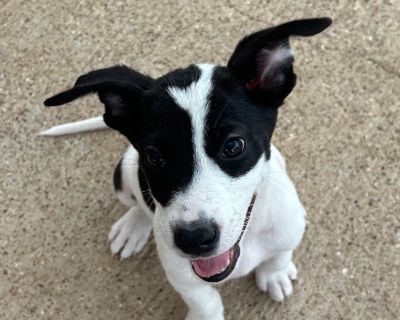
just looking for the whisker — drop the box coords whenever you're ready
[212,103,229,129]
[272,133,295,143]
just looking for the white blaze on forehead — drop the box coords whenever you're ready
[167,64,215,171]
[166,64,264,248]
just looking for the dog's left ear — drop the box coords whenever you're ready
[228,17,332,107]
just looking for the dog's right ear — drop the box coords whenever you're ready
[44,65,154,131]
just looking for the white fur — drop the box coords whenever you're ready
[42,65,306,320]
[165,64,265,257]
[39,116,108,136]
[255,251,297,302]
[115,143,305,319]
[108,65,305,319]
[108,205,152,259]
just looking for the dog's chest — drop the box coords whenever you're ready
[232,224,277,277]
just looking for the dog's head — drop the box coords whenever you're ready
[45,18,331,282]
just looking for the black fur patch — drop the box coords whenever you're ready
[43,18,332,211]
[138,169,155,212]
[157,64,201,89]
[204,67,278,177]
[122,66,198,206]
[113,158,123,191]
[134,91,195,206]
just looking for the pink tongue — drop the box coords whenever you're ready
[191,248,233,278]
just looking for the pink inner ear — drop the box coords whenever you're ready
[246,78,262,90]
[248,46,293,91]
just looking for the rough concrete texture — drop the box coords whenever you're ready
[1,0,399,319]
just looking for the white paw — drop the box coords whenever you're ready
[185,311,224,320]
[108,208,152,260]
[256,261,297,302]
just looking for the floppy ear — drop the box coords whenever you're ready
[228,17,332,107]
[44,65,154,131]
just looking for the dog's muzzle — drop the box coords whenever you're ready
[190,193,257,282]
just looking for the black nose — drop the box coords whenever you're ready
[173,220,220,255]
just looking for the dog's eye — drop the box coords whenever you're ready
[145,147,165,168]
[223,137,245,158]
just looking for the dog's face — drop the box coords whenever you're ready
[142,64,273,281]
[45,18,331,282]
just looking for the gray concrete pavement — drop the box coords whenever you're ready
[1,1,399,319]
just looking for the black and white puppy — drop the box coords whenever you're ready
[41,18,332,320]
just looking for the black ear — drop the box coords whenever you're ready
[228,17,332,107]
[44,65,154,130]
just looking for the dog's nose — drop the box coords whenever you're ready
[173,220,220,255]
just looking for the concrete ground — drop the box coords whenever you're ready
[1,0,399,319]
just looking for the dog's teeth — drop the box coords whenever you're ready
[223,257,231,271]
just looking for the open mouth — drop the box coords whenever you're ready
[190,193,257,282]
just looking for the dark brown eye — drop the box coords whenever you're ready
[145,147,165,168]
[223,137,245,158]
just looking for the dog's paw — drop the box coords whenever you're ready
[185,311,224,320]
[108,208,152,260]
[255,261,297,302]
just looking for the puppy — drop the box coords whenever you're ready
[42,18,332,320]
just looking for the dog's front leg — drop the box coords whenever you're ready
[177,281,224,320]
[255,250,298,302]
[156,241,224,320]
